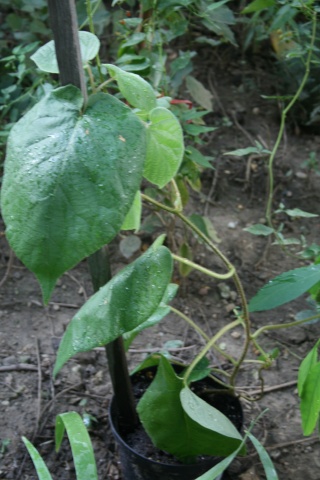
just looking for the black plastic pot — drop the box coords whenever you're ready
[109,366,243,480]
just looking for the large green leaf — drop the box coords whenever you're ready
[54,245,172,376]
[249,264,320,312]
[31,31,100,73]
[1,86,146,302]
[55,412,98,480]
[137,356,243,460]
[143,107,184,188]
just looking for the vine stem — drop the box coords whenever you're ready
[252,313,320,339]
[266,11,317,227]
[170,306,238,366]
[141,192,252,386]
[183,319,241,386]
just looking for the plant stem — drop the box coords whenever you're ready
[171,253,235,279]
[252,313,320,339]
[141,192,252,385]
[88,247,138,430]
[183,319,241,386]
[266,11,317,227]
[85,0,103,84]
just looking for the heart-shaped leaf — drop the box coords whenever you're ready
[1,86,146,302]
[53,245,172,376]
[137,356,243,460]
[143,107,184,188]
[31,31,100,73]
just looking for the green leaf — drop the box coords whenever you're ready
[179,242,193,277]
[299,363,320,435]
[55,412,98,480]
[121,191,142,231]
[298,340,320,396]
[143,107,184,188]
[54,245,172,376]
[225,146,270,156]
[31,31,100,73]
[284,208,318,218]
[247,432,279,479]
[22,437,53,480]
[186,76,213,111]
[249,264,320,312]
[241,0,275,14]
[137,357,243,460]
[189,214,221,243]
[105,64,157,112]
[123,283,178,350]
[186,146,214,169]
[244,224,274,236]
[1,86,146,303]
[184,124,217,136]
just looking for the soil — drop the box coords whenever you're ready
[1,47,320,480]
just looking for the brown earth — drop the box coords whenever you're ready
[1,49,320,479]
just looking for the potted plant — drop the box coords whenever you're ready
[2,3,320,479]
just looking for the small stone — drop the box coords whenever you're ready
[231,331,241,339]
[52,304,60,311]
[295,171,308,179]
[228,221,238,229]
[270,450,281,460]
[1,400,10,406]
[225,303,236,313]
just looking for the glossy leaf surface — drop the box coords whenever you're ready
[1,86,146,302]
[55,412,98,480]
[249,264,320,312]
[143,107,184,188]
[54,245,172,375]
[137,356,243,460]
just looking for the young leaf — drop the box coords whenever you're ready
[22,437,53,480]
[179,242,193,277]
[298,340,320,396]
[55,412,98,480]
[244,224,274,236]
[186,145,214,169]
[54,245,172,376]
[31,31,100,73]
[241,0,275,14]
[105,64,157,112]
[121,191,142,231]
[247,432,279,480]
[299,363,320,435]
[1,86,146,303]
[143,107,184,188]
[137,356,243,460]
[186,75,213,111]
[284,208,318,218]
[249,264,320,312]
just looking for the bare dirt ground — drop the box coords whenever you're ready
[1,49,320,479]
